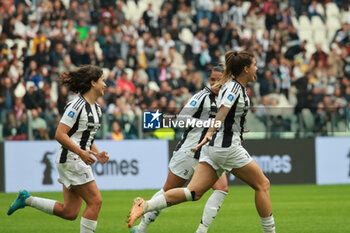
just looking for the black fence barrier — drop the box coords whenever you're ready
[168,139,316,185]
[229,139,316,185]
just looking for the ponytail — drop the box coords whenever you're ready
[213,50,254,89]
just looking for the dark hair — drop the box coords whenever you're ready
[211,64,224,74]
[214,51,254,88]
[58,65,103,94]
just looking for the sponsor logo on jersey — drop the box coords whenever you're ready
[68,110,75,118]
[227,94,234,102]
[190,100,197,106]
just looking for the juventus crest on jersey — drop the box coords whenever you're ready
[56,95,102,163]
[209,79,250,148]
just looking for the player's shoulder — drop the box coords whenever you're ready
[186,87,211,107]
[226,80,243,94]
[67,95,86,111]
[193,87,211,100]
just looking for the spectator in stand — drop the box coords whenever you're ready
[176,3,192,30]
[228,0,244,29]
[0,77,15,122]
[3,111,22,140]
[66,1,79,21]
[31,108,49,140]
[307,0,324,20]
[265,6,278,32]
[195,0,212,25]
[69,42,90,66]
[327,46,344,78]
[158,32,175,56]
[144,38,159,83]
[310,44,328,69]
[33,43,50,68]
[49,42,64,69]
[76,19,89,41]
[116,70,136,94]
[108,121,124,140]
[142,3,158,36]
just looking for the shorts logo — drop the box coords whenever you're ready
[68,111,75,118]
[183,169,189,176]
[143,110,161,129]
[190,100,197,106]
[227,94,234,102]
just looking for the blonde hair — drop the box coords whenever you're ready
[213,51,254,89]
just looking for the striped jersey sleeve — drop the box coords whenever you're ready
[178,87,211,118]
[218,81,241,109]
[60,96,85,128]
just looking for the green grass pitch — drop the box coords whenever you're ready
[1,184,349,233]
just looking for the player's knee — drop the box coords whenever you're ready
[66,213,79,221]
[86,196,102,211]
[63,210,79,221]
[256,177,270,192]
[184,188,202,201]
[191,190,205,201]
[193,191,203,201]
[213,185,229,193]
[93,196,103,209]
[219,187,229,193]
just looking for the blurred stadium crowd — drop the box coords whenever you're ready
[0,0,349,141]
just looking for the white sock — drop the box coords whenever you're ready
[144,194,167,213]
[80,217,97,233]
[198,190,227,231]
[26,196,56,215]
[260,214,276,233]
[138,189,165,232]
[195,223,208,233]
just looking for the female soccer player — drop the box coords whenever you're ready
[132,66,229,233]
[8,65,109,233]
[127,51,276,233]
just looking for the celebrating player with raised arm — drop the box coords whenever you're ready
[8,65,109,233]
[127,51,276,233]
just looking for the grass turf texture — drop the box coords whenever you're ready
[1,184,349,233]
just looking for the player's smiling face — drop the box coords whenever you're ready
[209,71,222,87]
[93,74,107,96]
[247,58,258,83]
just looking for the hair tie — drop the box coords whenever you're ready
[234,51,238,56]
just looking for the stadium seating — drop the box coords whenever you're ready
[242,1,251,15]
[291,16,299,30]
[298,15,312,30]
[325,2,340,18]
[179,28,194,44]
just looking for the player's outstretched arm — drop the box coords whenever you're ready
[192,105,230,152]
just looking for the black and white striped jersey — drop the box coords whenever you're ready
[209,79,249,148]
[174,87,217,159]
[56,95,102,163]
